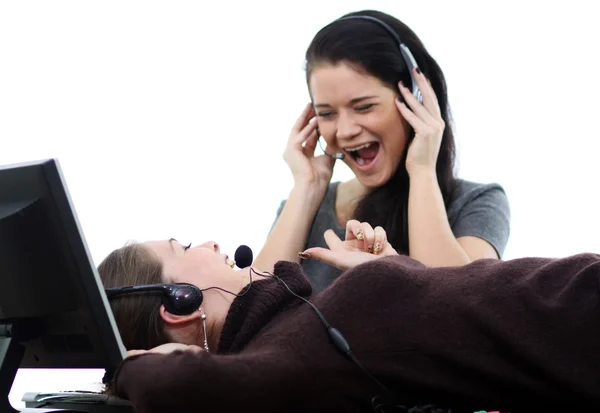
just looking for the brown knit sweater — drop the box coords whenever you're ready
[113,253,600,412]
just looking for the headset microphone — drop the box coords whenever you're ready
[316,128,345,160]
[234,245,253,269]
[320,143,345,160]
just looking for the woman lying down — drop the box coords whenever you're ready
[98,220,600,413]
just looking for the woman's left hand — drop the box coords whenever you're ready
[397,68,445,177]
[126,343,203,358]
[300,220,398,271]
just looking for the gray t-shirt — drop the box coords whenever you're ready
[273,179,511,293]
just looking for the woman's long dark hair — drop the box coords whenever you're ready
[306,10,457,253]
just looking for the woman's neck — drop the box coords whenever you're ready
[335,178,371,226]
[240,267,269,288]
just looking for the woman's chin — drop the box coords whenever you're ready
[354,169,393,190]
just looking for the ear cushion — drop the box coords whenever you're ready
[163,284,203,315]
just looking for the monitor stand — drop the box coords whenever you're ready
[0,328,24,413]
[1,326,132,413]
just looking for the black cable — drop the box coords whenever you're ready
[200,264,254,297]
[249,268,408,413]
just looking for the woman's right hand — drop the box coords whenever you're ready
[283,103,335,189]
[301,220,398,271]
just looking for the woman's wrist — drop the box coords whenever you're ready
[291,180,329,203]
[408,168,438,184]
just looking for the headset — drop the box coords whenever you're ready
[316,15,423,161]
[105,283,204,316]
[339,15,422,103]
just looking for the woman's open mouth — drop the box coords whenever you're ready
[344,142,381,169]
[225,256,235,268]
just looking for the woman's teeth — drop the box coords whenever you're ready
[226,258,236,268]
[346,142,374,165]
[346,142,373,152]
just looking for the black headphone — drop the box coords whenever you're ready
[339,15,423,103]
[316,15,423,161]
[105,279,260,316]
[105,283,204,316]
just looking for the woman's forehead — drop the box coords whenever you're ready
[310,64,389,105]
[143,240,174,260]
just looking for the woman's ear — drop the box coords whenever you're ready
[159,304,203,326]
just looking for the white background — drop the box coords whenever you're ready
[1,0,599,408]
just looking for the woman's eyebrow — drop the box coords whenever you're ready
[314,95,378,108]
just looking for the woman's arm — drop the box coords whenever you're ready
[408,174,510,266]
[112,342,367,412]
[397,69,505,267]
[408,171,497,266]
[113,351,299,413]
[252,104,334,272]
[253,183,327,271]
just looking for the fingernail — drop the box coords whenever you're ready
[356,230,364,240]
[415,67,421,74]
[373,243,381,254]
[367,244,374,253]
[298,252,310,259]
[398,80,405,88]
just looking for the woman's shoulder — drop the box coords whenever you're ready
[449,178,509,210]
[446,178,511,257]
[452,178,507,199]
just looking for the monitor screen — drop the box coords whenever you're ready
[0,158,126,369]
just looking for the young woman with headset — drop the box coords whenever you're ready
[99,223,600,413]
[253,10,511,292]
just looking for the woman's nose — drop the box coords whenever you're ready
[199,241,220,253]
[335,113,361,141]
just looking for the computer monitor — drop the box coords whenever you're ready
[0,159,126,412]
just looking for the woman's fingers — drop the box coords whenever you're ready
[360,222,375,253]
[345,219,362,241]
[373,226,387,255]
[346,220,389,254]
[413,68,441,118]
[291,103,314,136]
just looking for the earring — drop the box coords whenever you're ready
[199,307,209,352]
